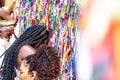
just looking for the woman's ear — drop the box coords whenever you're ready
[30,71,37,80]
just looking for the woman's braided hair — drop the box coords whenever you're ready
[0,25,49,80]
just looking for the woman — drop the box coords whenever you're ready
[17,44,60,80]
[0,25,50,80]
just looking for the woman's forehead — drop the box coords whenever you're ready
[19,45,35,58]
[18,45,35,68]
[19,45,35,53]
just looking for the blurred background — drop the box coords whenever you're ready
[1,0,120,80]
[75,0,120,80]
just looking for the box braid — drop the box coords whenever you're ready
[0,25,49,80]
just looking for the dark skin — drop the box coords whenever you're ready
[0,45,36,73]
[0,26,51,75]
[0,68,3,73]
[17,45,36,68]
[18,45,60,80]
[17,41,50,67]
